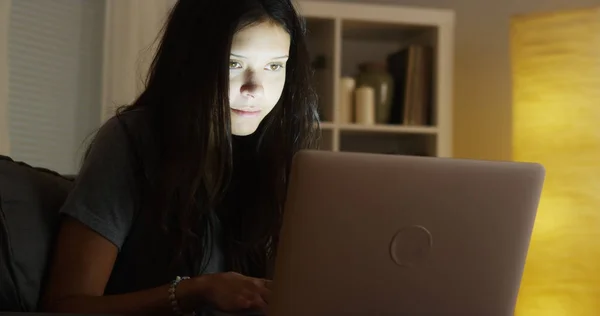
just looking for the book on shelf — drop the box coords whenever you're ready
[387,45,434,126]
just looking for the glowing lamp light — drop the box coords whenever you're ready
[511,6,600,316]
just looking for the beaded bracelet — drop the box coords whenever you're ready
[168,276,195,316]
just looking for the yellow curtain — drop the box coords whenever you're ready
[511,6,600,316]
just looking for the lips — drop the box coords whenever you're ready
[231,107,262,117]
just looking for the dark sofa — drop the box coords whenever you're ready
[0,155,74,312]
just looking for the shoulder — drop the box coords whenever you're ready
[89,108,158,166]
[59,108,157,250]
[96,108,154,143]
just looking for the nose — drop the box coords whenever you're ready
[240,71,264,98]
[241,82,264,99]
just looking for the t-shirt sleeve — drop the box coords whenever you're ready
[59,116,140,251]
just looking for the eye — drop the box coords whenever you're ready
[266,63,284,71]
[229,60,242,69]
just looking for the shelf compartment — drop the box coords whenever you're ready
[296,1,454,157]
[340,19,438,127]
[340,20,438,78]
[306,17,336,122]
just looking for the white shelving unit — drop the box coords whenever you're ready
[296,1,455,157]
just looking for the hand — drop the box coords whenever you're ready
[194,272,272,313]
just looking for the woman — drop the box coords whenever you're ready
[41,0,319,315]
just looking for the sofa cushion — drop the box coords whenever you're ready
[0,156,73,311]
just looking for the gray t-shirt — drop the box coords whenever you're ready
[59,109,225,295]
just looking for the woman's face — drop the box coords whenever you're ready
[228,21,291,136]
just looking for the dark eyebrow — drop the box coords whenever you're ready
[230,53,289,60]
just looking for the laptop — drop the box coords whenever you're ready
[267,150,545,316]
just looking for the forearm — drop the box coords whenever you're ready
[42,279,202,315]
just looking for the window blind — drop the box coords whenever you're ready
[8,0,105,174]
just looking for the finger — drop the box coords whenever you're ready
[250,278,273,292]
[251,278,267,287]
[262,279,273,289]
[255,284,272,304]
[249,292,268,313]
[236,294,253,310]
[246,278,272,305]
[260,288,271,304]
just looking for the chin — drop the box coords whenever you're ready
[231,126,259,136]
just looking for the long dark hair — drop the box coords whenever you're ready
[118,0,320,277]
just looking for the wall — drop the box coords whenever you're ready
[0,0,10,155]
[305,0,599,160]
[7,0,105,174]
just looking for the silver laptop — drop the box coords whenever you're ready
[268,150,545,316]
